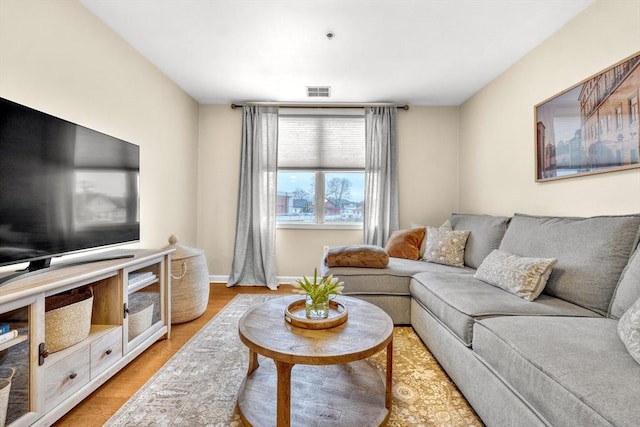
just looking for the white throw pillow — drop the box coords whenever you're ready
[474,249,557,301]
[618,295,640,366]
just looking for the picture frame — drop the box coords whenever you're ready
[535,51,640,182]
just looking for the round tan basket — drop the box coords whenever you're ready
[45,287,93,353]
[165,235,210,324]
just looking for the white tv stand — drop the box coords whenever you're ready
[0,249,172,426]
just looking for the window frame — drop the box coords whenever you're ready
[276,108,365,230]
[276,169,364,230]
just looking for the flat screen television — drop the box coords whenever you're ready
[0,97,140,280]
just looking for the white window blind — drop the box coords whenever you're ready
[277,110,365,169]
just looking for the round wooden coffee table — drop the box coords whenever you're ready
[237,295,393,427]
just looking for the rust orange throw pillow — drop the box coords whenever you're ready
[385,227,426,260]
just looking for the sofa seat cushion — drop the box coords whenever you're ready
[410,272,600,347]
[322,257,474,295]
[474,317,640,427]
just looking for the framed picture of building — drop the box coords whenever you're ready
[535,51,640,182]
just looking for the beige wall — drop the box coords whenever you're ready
[197,106,460,279]
[196,105,242,277]
[0,1,199,270]
[7,0,632,282]
[398,107,460,227]
[459,0,640,216]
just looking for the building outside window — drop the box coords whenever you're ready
[276,109,365,228]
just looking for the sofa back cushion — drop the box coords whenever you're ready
[499,213,640,315]
[609,247,640,319]
[449,213,510,269]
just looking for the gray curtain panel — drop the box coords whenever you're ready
[363,106,399,247]
[227,106,279,290]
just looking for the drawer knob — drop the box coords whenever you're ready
[105,349,112,355]
[69,372,77,380]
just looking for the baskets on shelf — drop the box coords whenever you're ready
[45,286,93,353]
[128,293,154,340]
[165,235,210,324]
[0,367,14,427]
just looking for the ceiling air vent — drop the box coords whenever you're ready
[306,86,331,97]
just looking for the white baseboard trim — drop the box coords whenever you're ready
[209,275,229,283]
[278,276,298,285]
[209,275,297,286]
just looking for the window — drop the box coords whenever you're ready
[616,104,623,129]
[630,95,638,124]
[277,109,365,227]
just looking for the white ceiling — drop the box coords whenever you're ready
[80,0,594,106]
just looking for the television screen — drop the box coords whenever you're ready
[0,97,140,270]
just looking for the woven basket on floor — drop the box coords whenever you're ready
[45,287,93,353]
[165,235,210,324]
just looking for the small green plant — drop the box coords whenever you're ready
[292,268,344,304]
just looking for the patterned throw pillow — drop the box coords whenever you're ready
[474,249,557,301]
[423,227,470,267]
[385,228,426,260]
[412,220,453,258]
[618,296,640,366]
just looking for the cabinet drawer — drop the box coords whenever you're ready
[91,327,122,379]
[44,345,90,412]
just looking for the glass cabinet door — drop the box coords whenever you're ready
[124,260,165,352]
[0,298,34,426]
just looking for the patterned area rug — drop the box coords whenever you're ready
[107,294,482,426]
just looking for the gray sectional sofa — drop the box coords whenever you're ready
[322,213,640,427]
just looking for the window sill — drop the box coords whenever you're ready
[277,223,363,231]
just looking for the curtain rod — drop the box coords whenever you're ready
[230,102,409,110]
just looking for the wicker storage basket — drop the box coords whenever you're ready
[45,286,93,353]
[0,367,14,427]
[165,235,209,324]
[128,293,154,340]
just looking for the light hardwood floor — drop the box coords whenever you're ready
[54,282,293,426]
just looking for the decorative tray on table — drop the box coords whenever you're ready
[284,299,348,330]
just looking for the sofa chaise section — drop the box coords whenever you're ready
[474,316,640,427]
[410,298,551,426]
